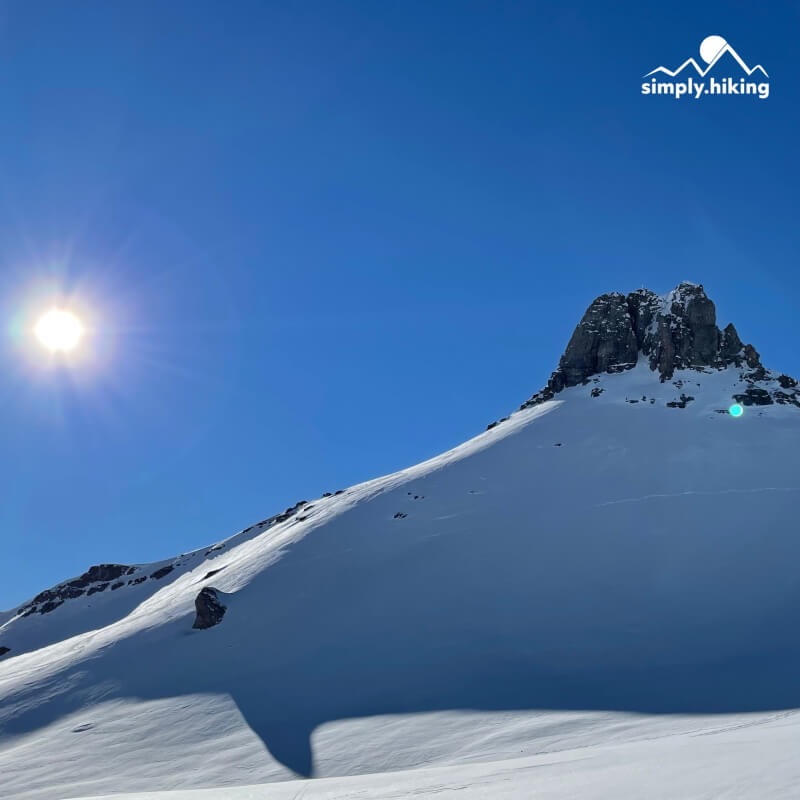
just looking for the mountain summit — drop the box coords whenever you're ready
[520,282,798,410]
[1,283,800,800]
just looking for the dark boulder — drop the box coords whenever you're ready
[192,587,228,630]
[0,646,10,657]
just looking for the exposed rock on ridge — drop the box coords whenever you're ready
[14,564,139,618]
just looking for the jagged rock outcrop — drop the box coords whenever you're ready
[192,587,227,630]
[525,283,760,403]
[518,281,800,412]
[0,646,10,658]
[548,282,761,390]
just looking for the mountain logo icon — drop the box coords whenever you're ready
[644,35,768,78]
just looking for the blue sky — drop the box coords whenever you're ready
[1,0,798,608]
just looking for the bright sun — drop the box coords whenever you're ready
[34,308,84,352]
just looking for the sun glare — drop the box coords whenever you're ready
[34,308,84,352]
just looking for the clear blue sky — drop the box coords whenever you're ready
[1,1,798,609]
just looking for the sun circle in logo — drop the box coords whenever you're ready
[699,35,727,64]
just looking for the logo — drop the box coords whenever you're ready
[642,35,769,99]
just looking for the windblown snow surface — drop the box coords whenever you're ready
[2,363,800,799]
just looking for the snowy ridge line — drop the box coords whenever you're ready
[0,400,558,683]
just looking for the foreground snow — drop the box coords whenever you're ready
[73,708,800,799]
[2,363,800,799]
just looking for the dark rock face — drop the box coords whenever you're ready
[192,587,227,630]
[548,293,638,392]
[720,323,744,363]
[0,646,10,657]
[626,289,661,352]
[638,283,725,378]
[522,282,787,409]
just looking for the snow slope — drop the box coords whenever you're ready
[2,362,800,799]
[70,707,800,800]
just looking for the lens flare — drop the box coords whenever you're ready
[729,403,744,418]
[34,309,84,352]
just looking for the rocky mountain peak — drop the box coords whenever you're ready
[519,282,798,411]
[547,282,763,390]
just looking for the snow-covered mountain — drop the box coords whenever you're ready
[2,282,800,800]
